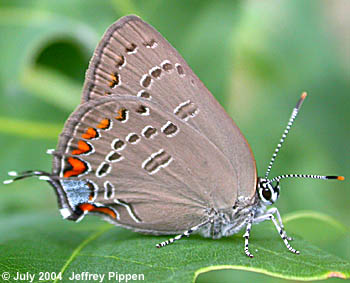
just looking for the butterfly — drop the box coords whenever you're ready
[5,15,343,257]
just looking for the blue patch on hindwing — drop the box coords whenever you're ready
[60,179,91,209]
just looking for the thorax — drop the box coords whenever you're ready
[198,193,266,239]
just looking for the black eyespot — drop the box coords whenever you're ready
[262,188,272,200]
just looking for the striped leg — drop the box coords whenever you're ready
[156,221,209,248]
[243,213,255,258]
[265,207,293,241]
[253,211,300,255]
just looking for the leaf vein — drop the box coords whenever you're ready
[53,225,112,283]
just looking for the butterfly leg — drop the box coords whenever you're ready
[253,209,299,254]
[243,212,255,258]
[265,207,293,241]
[156,220,209,248]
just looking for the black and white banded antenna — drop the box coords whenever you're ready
[264,92,344,183]
[270,174,344,183]
[265,92,307,178]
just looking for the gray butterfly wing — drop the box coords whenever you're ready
[82,15,257,198]
[54,96,237,233]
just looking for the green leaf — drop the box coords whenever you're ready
[283,210,348,234]
[0,211,349,283]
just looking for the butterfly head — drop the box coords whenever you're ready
[257,178,280,205]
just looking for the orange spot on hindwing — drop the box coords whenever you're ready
[109,73,120,88]
[82,127,98,139]
[64,157,88,178]
[86,181,96,201]
[97,118,111,130]
[79,203,94,212]
[115,108,127,121]
[72,140,92,155]
[79,203,116,219]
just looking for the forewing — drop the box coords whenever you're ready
[53,96,237,233]
[82,15,257,198]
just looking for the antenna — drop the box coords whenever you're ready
[270,174,344,183]
[265,92,307,178]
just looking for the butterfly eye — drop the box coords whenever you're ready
[262,188,272,201]
[258,180,280,204]
[257,179,277,204]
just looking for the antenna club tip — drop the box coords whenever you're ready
[301,92,307,99]
[3,179,13,185]
[327,176,345,181]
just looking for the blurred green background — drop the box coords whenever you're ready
[0,0,349,282]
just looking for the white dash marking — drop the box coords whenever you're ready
[106,151,124,163]
[141,125,158,139]
[147,156,173,175]
[174,100,191,114]
[142,149,173,175]
[104,181,115,200]
[104,119,113,131]
[142,149,163,170]
[118,56,126,68]
[114,199,141,223]
[121,110,129,123]
[183,108,200,122]
[140,74,152,88]
[146,40,158,48]
[140,106,150,116]
[111,138,126,151]
[160,156,173,172]
[87,180,98,202]
[149,66,162,78]
[126,133,140,144]
[160,60,173,72]
[175,63,185,77]
[126,43,138,54]
[161,121,179,137]
[96,162,112,178]
[161,60,171,66]
[137,90,152,100]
